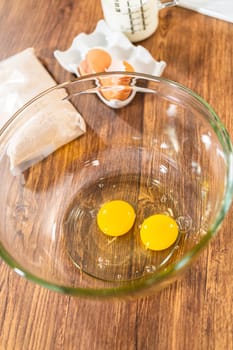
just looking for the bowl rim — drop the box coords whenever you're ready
[1,71,233,298]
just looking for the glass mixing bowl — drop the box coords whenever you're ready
[0,72,232,298]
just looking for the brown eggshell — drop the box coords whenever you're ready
[100,60,134,101]
[78,49,135,101]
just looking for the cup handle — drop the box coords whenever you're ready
[158,0,179,10]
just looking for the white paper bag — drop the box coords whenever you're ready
[0,48,86,175]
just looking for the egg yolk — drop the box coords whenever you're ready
[140,214,179,251]
[97,200,136,237]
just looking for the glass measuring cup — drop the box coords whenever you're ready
[101,0,178,42]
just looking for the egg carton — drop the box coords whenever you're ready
[54,20,166,108]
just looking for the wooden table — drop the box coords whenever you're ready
[0,1,233,349]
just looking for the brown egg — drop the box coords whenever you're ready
[122,60,134,72]
[86,48,112,73]
[78,48,112,75]
[77,48,135,102]
[100,60,134,101]
[78,59,90,75]
[100,82,132,101]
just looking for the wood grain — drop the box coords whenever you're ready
[0,1,233,349]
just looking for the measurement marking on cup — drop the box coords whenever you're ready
[140,0,146,30]
[114,0,120,13]
[127,1,135,33]
[113,0,148,34]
